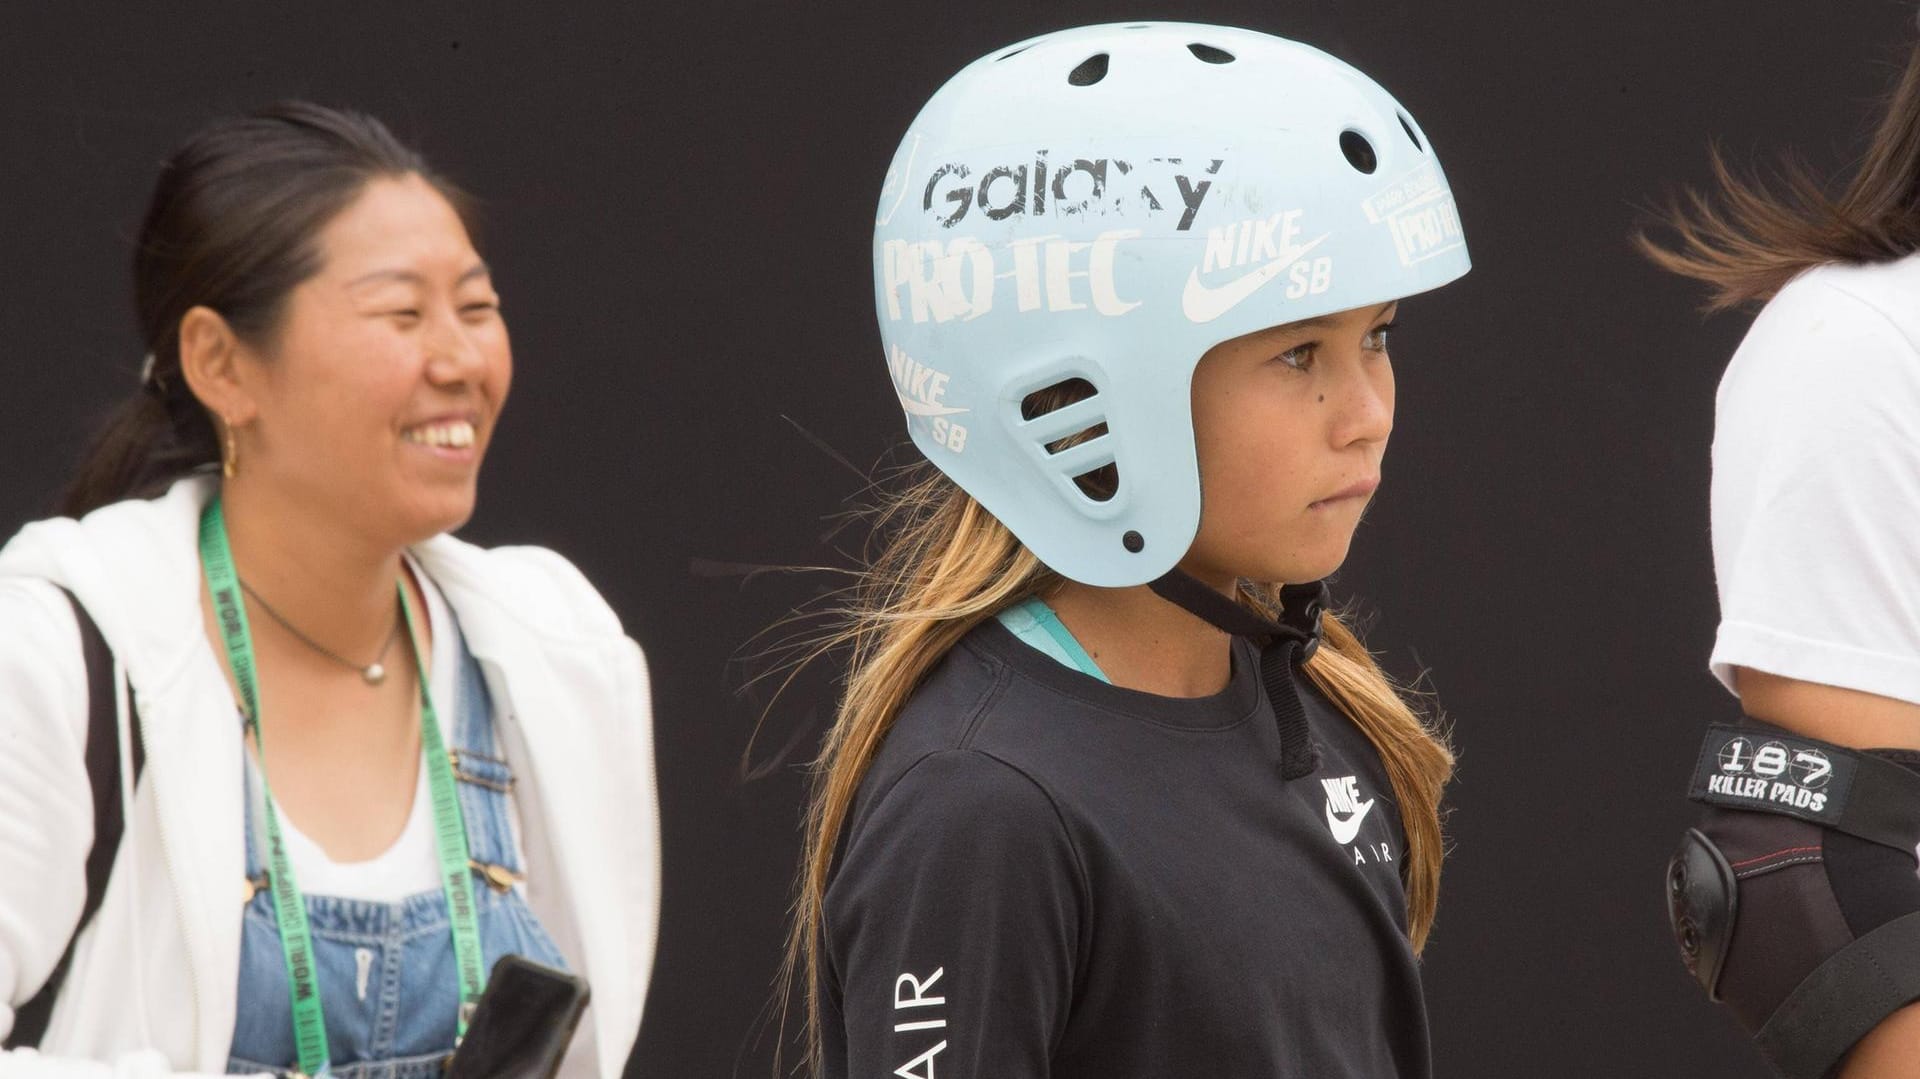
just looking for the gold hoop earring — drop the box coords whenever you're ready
[223,421,238,480]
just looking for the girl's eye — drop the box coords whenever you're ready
[460,301,499,316]
[386,309,421,322]
[1364,322,1397,352]
[1276,344,1315,371]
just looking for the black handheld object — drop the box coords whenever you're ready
[444,955,591,1079]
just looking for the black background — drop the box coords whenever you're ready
[3,3,1913,1076]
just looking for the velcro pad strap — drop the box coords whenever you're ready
[1688,723,1920,854]
[1757,910,1920,1079]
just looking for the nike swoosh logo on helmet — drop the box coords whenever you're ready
[896,394,970,418]
[1325,795,1377,846]
[1180,234,1331,324]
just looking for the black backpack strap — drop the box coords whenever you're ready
[4,590,145,1050]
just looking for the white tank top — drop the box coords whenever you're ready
[246,559,461,902]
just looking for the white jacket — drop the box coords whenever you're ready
[0,476,660,1077]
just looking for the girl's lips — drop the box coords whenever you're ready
[1310,478,1379,509]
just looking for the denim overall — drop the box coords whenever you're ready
[227,627,569,1078]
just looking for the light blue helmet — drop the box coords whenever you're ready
[873,22,1469,587]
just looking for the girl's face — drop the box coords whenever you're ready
[237,173,511,545]
[1179,300,1399,589]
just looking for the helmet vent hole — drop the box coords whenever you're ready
[998,43,1034,61]
[1340,130,1378,175]
[1122,530,1144,552]
[1187,43,1235,64]
[1022,378,1098,420]
[1045,422,1108,455]
[1075,467,1119,502]
[1398,111,1424,151]
[1020,377,1117,502]
[1067,53,1109,86]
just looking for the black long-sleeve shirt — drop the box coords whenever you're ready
[821,618,1428,1078]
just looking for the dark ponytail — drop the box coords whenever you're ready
[1638,27,1920,310]
[59,382,220,519]
[61,101,472,517]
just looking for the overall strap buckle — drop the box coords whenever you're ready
[448,747,515,793]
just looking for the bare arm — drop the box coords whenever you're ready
[1735,667,1920,751]
[1840,1005,1920,1079]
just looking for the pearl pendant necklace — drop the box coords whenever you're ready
[237,577,403,686]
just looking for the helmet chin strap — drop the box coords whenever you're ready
[1146,570,1330,780]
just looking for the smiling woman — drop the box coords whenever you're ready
[0,103,658,1078]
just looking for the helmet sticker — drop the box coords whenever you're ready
[1182,211,1335,324]
[920,152,1225,231]
[1361,162,1465,268]
[888,345,971,453]
[875,133,923,228]
[880,230,1142,324]
[888,345,966,418]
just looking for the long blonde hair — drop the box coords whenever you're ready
[776,464,1454,1074]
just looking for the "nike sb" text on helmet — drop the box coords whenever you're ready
[873,22,1471,586]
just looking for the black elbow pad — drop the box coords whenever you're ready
[1667,721,1920,1079]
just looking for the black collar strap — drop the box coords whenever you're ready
[1147,571,1330,780]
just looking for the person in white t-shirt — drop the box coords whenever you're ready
[1643,15,1920,1079]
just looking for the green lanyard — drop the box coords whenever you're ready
[200,498,486,1078]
